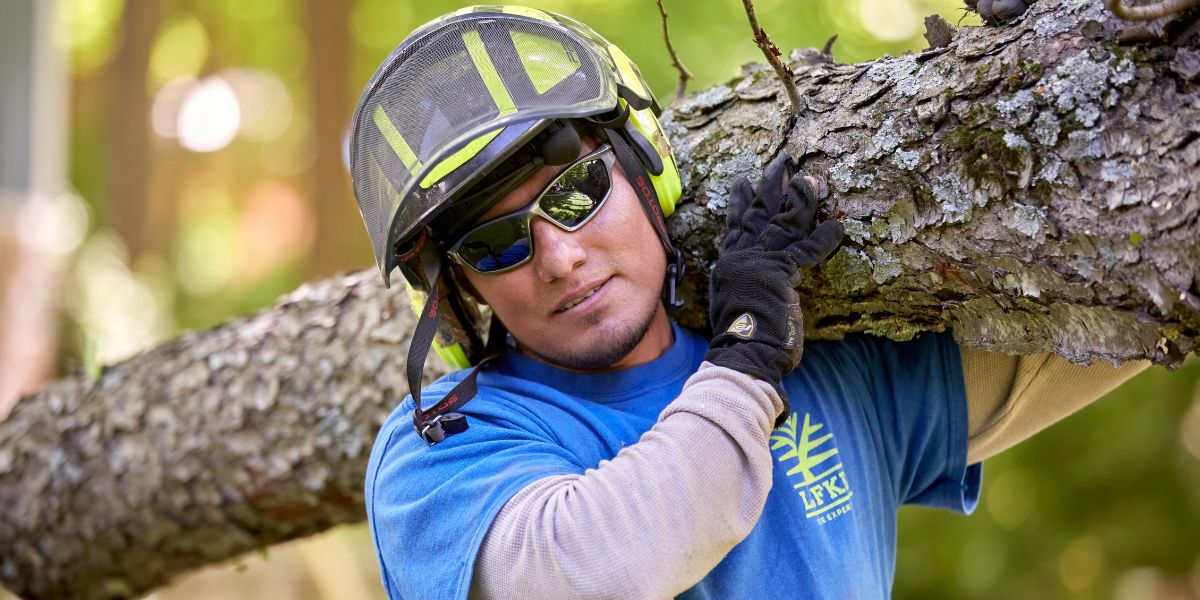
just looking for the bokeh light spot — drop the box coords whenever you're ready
[235,181,314,282]
[1114,568,1166,600]
[858,0,918,42]
[71,231,173,363]
[224,69,294,142]
[55,0,125,74]
[178,76,241,153]
[1058,535,1104,593]
[986,469,1035,530]
[151,76,195,139]
[149,15,210,86]
[16,192,90,256]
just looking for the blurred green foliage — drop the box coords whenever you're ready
[48,0,1200,597]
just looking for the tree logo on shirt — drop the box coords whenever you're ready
[770,412,854,525]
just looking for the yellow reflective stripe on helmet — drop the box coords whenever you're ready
[500,6,555,22]
[607,44,649,99]
[462,29,518,116]
[509,30,581,94]
[419,127,504,189]
[373,105,422,173]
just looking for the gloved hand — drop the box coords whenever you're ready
[705,155,844,427]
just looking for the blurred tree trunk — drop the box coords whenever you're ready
[2,0,1199,597]
[0,0,69,419]
[305,0,361,278]
[105,1,159,260]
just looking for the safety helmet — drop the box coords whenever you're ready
[348,6,684,444]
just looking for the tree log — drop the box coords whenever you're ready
[663,0,1199,365]
[2,0,1198,597]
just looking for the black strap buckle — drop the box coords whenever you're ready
[417,413,469,445]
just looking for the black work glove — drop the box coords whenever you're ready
[705,155,844,427]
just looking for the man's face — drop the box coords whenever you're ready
[457,142,671,371]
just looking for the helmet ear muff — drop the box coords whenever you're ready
[624,106,681,219]
[621,119,664,176]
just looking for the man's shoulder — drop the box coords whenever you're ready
[367,362,595,463]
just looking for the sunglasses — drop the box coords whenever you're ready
[448,144,617,274]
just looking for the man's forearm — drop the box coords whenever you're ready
[469,364,784,600]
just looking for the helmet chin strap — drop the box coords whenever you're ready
[602,126,685,311]
[402,241,507,445]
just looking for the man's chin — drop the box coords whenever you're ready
[519,311,659,373]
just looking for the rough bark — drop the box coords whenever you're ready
[2,0,1198,597]
[663,0,1200,366]
[1,272,428,599]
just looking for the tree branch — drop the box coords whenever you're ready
[741,0,802,118]
[655,0,693,99]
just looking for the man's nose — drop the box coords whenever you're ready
[530,218,586,282]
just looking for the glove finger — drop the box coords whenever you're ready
[758,154,796,217]
[755,222,787,249]
[724,176,755,247]
[761,179,826,251]
[762,187,812,246]
[725,176,754,227]
[737,205,773,248]
[797,173,829,200]
[736,175,778,248]
[788,219,845,265]
[781,174,823,234]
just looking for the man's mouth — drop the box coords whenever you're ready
[560,287,600,311]
[555,278,610,313]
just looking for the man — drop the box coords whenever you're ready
[350,7,1146,599]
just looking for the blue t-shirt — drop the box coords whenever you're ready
[364,322,981,599]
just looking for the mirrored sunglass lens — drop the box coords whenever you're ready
[538,157,609,228]
[456,218,531,272]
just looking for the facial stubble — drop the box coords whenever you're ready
[514,292,663,372]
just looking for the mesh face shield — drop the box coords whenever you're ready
[349,7,652,285]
